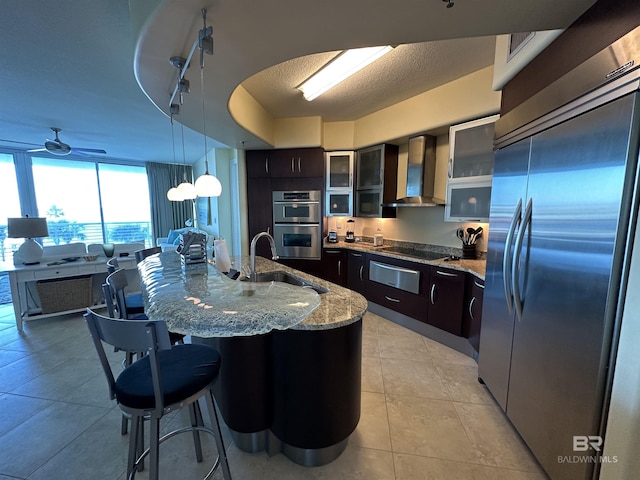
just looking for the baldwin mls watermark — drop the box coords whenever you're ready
[557,436,618,464]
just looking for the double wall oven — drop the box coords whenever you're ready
[272,190,321,259]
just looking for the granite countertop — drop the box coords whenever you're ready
[138,252,367,338]
[324,240,486,279]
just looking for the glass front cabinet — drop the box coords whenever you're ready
[355,144,398,218]
[445,114,499,222]
[325,151,354,216]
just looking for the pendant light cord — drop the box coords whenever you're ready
[200,8,210,175]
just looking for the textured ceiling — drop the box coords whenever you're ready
[242,37,497,121]
[0,0,599,163]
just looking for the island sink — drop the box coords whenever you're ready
[242,270,329,294]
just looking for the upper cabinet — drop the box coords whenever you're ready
[355,144,398,218]
[246,148,324,178]
[326,151,354,189]
[269,148,324,178]
[445,114,499,222]
[325,151,354,217]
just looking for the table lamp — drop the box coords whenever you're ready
[7,217,49,265]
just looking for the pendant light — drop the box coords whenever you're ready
[167,107,184,201]
[194,9,222,198]
[176,118,197,200]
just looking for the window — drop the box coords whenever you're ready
[8,155,152,249]
[32,157,103,246]
[0,154,22,262]
[98,164,151,244]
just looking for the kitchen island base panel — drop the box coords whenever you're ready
[195,334,273,435]
[271,319,362,450]
[229,429,269,454]
[281,438,349,467]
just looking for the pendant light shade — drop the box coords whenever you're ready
[177,180,197,200]
[195,172,222,197]
[167,186,183,201]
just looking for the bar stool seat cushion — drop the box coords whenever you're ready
[115,344,220,410]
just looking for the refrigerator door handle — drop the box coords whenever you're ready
[512,198,533,321]
[503,198,523,314]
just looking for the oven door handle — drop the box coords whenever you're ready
[273,201,320,205]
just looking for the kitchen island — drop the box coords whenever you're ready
[138,252,368,466]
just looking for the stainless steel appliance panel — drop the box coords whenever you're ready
[478,137,531,410]
[504,94,638,480]
[369,261,420,294]
[273,190,321,224]
[273,224,321,259]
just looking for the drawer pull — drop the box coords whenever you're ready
[436,270,457,277]
[384,296,400,303]
[474,281,484,289]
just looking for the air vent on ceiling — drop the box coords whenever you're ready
[507,32,535,62]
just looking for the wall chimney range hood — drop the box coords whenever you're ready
[384,134,445,207]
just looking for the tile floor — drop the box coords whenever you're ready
[0,304,548,479]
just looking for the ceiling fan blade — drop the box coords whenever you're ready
[26,148,47,153]
[72,147,107,155]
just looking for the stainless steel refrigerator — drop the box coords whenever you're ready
[479,28,640,480]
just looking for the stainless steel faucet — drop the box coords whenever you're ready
[249,232,279,281]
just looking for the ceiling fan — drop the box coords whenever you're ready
[25,127,107,156]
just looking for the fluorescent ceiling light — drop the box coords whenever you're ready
[297,46,394,101]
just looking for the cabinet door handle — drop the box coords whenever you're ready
[385,295,400,303]
[326,250,340,254]
[267,226,270,235]
[430,284,436,305]
[338,260,341,276]
[265,158,269,175]
[469,296,476,320]
[351,253,362,257]
[448,158,453,178]
[359,265,363,281]
[291,157,295,173]
[436,270,457,277]
[298,157,301,173]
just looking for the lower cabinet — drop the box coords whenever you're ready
[346,251,368,295]
[427,266,466,336]
[322,249,347,286]
[462,276,484,352]
[365,254,431,322]
[319,247,482,340]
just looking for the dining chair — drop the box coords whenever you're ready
[134,246,162,264]
[84,308,232,480]
[106,257,145,315]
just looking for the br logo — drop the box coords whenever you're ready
[573,436,603,452]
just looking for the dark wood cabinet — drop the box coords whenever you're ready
[427,266,466,336]
[346,251,368,295]
[462,276,484,352]
[322,248,347,286]
[365,253,430,321]
[247,148,324,179]
[246,150,272,178]
[246,177,273,258]
[269,148,325,178]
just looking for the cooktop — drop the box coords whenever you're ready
[380,247,446,261]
